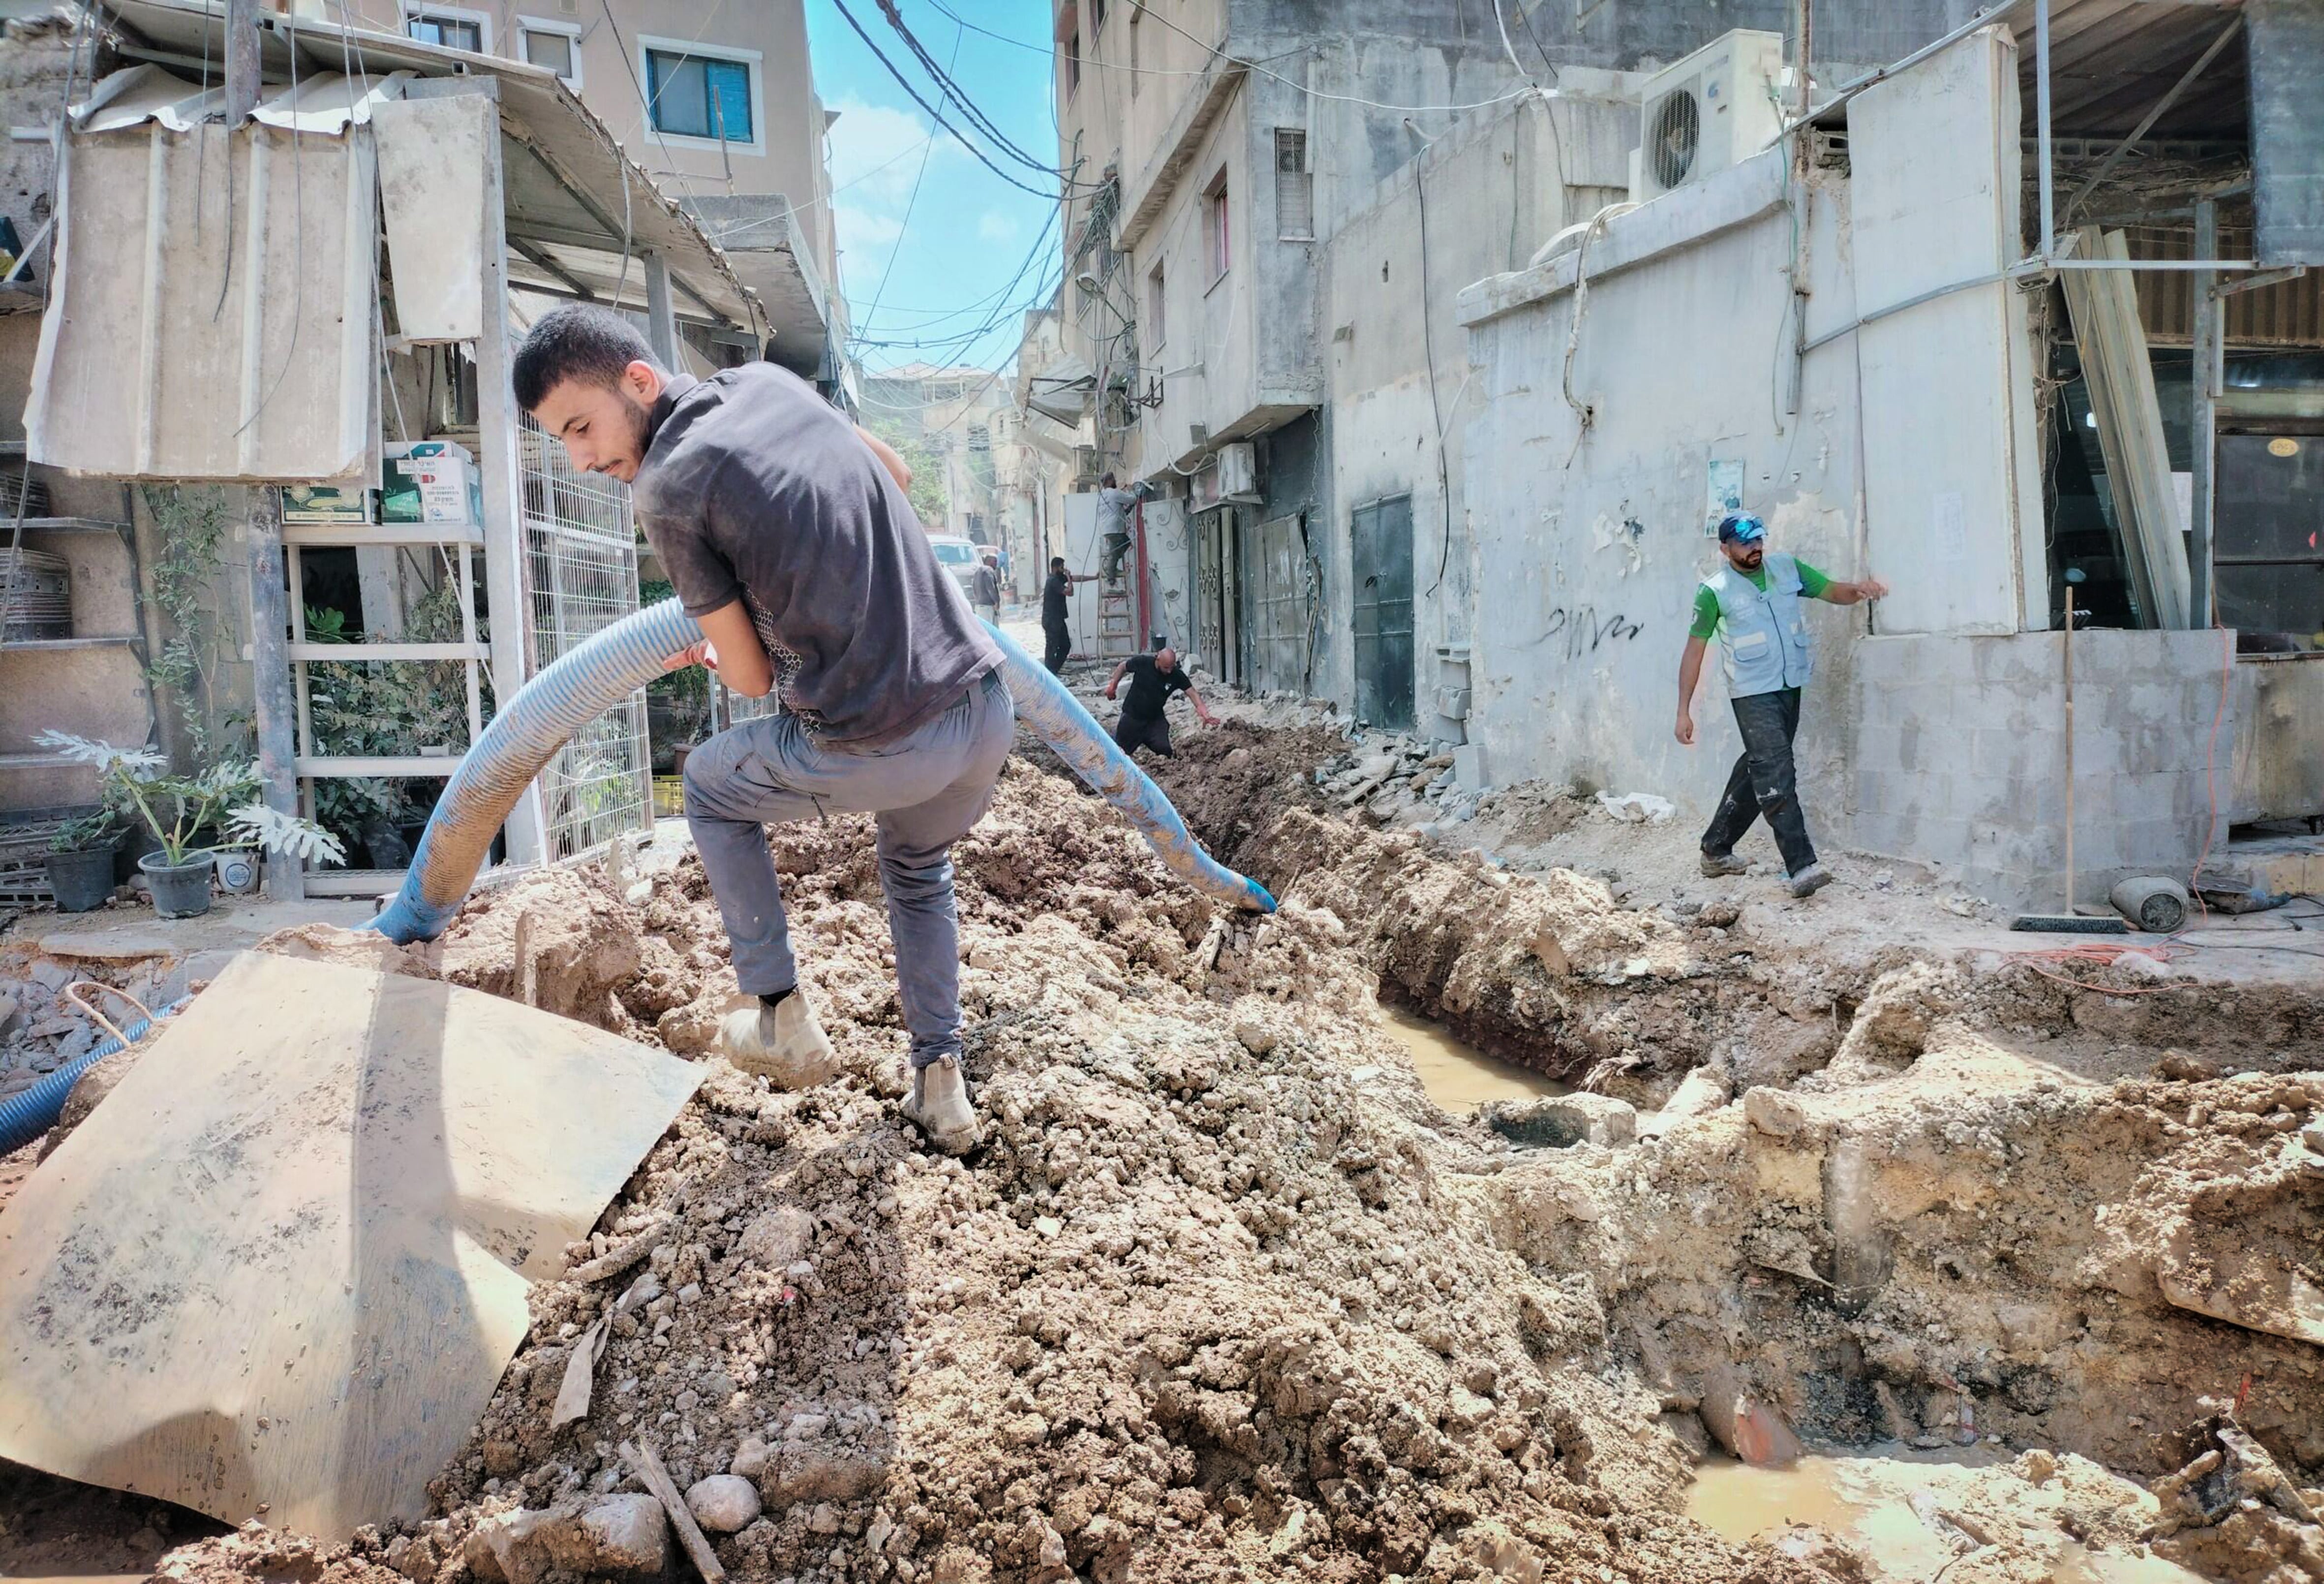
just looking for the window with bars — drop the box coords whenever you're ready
[646,47,755,145]
[1276,129,1313,241]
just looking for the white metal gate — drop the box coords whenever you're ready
[520,412,650,861]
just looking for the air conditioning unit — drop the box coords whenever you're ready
[1216,441,1259,502]
[1629,30,1785,204]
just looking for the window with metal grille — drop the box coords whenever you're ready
[1064,29,1081,97]
[1276,129,1313,240]
[646,47,755,144]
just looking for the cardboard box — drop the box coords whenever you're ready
[279,483,372,525]
[381,439,481,525]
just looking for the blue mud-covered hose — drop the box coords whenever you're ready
[0,1002,171,1157]
[364,600,1273,945]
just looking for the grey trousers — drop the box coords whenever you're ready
[683,670,1013,1068]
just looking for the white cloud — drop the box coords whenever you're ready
[834,205,905,259]
[825,96,957,209]
[977,210,1020,243]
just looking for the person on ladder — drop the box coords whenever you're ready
[1096,471,1159,585]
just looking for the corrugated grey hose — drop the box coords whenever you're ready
[367,600,1274,944]
[0,608,1275,1154]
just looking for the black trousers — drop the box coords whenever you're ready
[1701,686,1817,876]
[1042,622,1070,674]
[1112,711,1172,758]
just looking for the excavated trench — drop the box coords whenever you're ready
[5,719,2322,1584]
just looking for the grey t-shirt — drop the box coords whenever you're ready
[631,364,998,747]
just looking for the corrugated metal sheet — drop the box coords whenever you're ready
[2126,222,2324,347]
[27,67,379,480]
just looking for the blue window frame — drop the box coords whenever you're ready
[645,49,754,144]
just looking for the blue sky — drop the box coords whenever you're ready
[804,0,1065,375]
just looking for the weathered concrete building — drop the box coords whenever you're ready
[1454,7,2324,908]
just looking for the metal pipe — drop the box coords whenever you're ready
[2063,581,2075,914]
[1774,0,2034,138]
[224,0,261,124]
[2061,18,2243,225]
[2036,0,2055,258]
[2190,196,2219,628]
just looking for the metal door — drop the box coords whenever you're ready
[1248,512,1309,694]
[1351,494,1415,729]
[1193,508,1225,677]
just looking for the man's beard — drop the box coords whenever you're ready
[596,392,654,475]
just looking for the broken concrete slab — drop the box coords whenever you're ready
[1483,1092,1636,1149]
[0,952,703,1539]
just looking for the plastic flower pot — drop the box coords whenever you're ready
[44,847,116,913]
[214,845,262,895]
[139,850,215,919]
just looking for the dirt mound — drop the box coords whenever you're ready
[29,731,2324,1584]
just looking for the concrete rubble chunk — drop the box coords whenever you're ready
[463,1496,670,1584]
[683,1473,762,1534]
[1744,1086,1809,1138]
[727,1435,771,1481]
[1483,1092,1635,1150]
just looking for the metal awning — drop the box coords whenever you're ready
[2008,0,2246,139]
[94,0,770,341]
[1022,355,1095,427]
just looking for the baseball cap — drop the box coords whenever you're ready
[1717,511,1767,545]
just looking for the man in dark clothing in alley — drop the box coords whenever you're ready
[1675,511,1888,899]
[1104,645,1214,758]
[1041,555,1095,674]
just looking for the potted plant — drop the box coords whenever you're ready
[35,732,345,919]
[44,808,122,914]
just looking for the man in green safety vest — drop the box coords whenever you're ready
[1675,512,1889,899]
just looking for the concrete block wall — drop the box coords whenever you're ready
[1847,630,2234,909]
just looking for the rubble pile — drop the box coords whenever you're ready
[9,735,2323,1584]
[1307,734,1486,830]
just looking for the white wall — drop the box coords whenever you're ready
[1848,25,2046,635]
[1457,151,1865,813]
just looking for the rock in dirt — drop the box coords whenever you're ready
[462,1495,668,1584]
[682,1474,761,1533]
[1743,1085,1809,1138]
[1483,1091,1635,1149]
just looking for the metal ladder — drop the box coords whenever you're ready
[1096,568,1138,659]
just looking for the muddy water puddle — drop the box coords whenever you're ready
[1379,1005,1567,1112]
[1685,1448,2204,1583]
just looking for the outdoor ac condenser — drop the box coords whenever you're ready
[1628,30,1786,203]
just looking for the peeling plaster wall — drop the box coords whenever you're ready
[1319,90,1636,729]
[1457,154,1865,821]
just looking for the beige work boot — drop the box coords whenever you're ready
[900,1055,982,1155]
[717,993,839,1089]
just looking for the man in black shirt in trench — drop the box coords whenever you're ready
[1040,555,1096,674]
[1104,645,1214,758]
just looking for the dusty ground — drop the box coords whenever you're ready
[2,713,2321,1584]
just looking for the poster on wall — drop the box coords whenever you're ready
[1706,457,1744,534]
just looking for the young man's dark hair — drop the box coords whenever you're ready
[1100,471,1118,489]
[1050,556,1066,571]
[511,304,658,412]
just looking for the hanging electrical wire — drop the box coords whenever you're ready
[825,0,1074,201]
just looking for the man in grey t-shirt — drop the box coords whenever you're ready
[514,306,1003,1154]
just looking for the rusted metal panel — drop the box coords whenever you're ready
[2126,221,2324,345]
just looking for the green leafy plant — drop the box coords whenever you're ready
[141,485,247,763]
[35,731,344,868]
[866,417,953,531]
[304,572,480,860]
[47,808,122,855]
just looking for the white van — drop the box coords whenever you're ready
[926,535,982,597]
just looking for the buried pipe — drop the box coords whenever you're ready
[365,600,1273,946]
